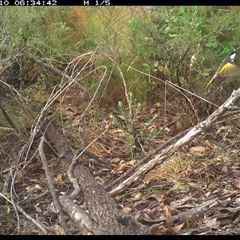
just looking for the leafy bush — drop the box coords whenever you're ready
[129,6,240,91]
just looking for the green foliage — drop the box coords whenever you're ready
[1,6,240,142]
[110,93,141,159]
[128,6,240,91]
[1,6,240,103]
[137,112,160,149]
[0,7,85,121]
[109,93,140,159]
[4,194,11,235]
[5,198,10,215]
[80,7,148,105]
[109,92,161,159]
[0,7,79,63]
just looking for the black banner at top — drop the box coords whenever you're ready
[2,0,164,6]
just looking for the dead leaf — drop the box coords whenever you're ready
[173,222,185,232]
[221,166,229,173]
[204,217,219,228]
[142,212,154,221]
[25,184,42,192]
[130,192,142,201]
[51,224,66,235]
[164,206,174,228]
[34,203,42,213]
[118,115,126,121]
[235,197,240,206]
[233,179,240,190]
[111,160,133,174]
[152,203,164,211]
[189,146,206,156]
[153,225,167,235]
[232,209,240,221]
[122,207,132,214]
[147,193,163,203]
[54,173,64,185]
[110,157,121,164]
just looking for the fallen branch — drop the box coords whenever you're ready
[105,128,190,191]
[0,102,16,130]
[58,194,94,235]
[40,118,154,234]
[109,88,240,197]
[141,197,218,225]
[38,135,72,235]
[34,58,88,92]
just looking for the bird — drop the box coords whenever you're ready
[205,47,240,91]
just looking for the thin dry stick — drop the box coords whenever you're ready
[0,102,16,130]
[105,127,189,191]
[75,119,109,160]
[22,50,99,165]
[0,191,20,234]
[125,64,219,108]
[98,52,133,123]
[68,149,82,200]
[34,58,87,92]
[109,88,240,196]
[38,136,72,235]
[0,191,47,234]
[76,65,107,125]
[16,203,48,235]
[2,167,15,193]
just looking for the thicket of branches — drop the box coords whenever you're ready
[1,6,239,128]
[1,6,240,235]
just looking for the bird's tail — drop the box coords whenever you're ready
[204,76,215,90]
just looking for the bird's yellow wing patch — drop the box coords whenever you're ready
[218,63,240,77]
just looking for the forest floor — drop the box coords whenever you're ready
[1,90,240,235]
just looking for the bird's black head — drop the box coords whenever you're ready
[228,47,240,61]
[228,47,240,56]
[228,49,239,62]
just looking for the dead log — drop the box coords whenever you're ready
[40,116,153,235]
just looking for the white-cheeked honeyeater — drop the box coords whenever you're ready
[205,47,240,91]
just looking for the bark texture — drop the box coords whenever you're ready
[41,116,152,235]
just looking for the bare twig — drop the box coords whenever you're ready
[68,149,82,200]
[125,64,219,108]
[3,178,48,235]
[34,58,87,92]
[0,191,20,234]
[38,136,72,235]
[98,52,133,125]
[0,102,16,130]
[176,46,190,88]
[2,167,16,193]
[16,203,48,235]
[105,127,190,190]
[109,88,240,197]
